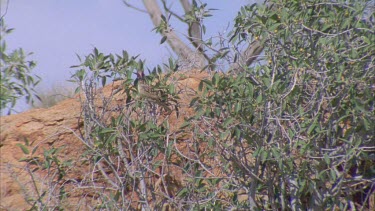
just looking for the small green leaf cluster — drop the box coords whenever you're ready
[0,20,40,115]
[184,1,216,34]
[69,48,139,89]
[17,138,72,210]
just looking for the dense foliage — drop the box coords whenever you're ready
[16,0,374,210]
[193,0,375,209]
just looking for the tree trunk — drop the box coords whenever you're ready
[142,0,206,69]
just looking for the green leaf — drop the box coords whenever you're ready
[260,150,269,162]
[101,76,106,87]
[253,147,262,158]
[32,146,39,155]
[198,81,204,91]
[19,157,31,162]
[233,127,241,139]
[363,118,370,131]
[362,36,371,45]
[160,36,167,44]
[99,128,115,134]
[168,83,175,94]
[161,14,167,23]
[17,143,30,155]
[330,169,337,181]
[223,117,234,127]
[256,94,262,104]
[234,102,241,113]
[177,187,188,197]
[219,131,230,141]
[212,73,219,87]
[215,107,221,117]
[323,153,330,165]
[321,24,332,32]
[202,25,206,34]
[271,148,280,160]
[308,120,317,135]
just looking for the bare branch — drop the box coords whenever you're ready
[0,0,10,20]
[179,0,203,52]
[179,0,213,69]
[161,0,185,22]
[122,0,148,14]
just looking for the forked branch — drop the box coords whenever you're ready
[142,0,206,69]
[124,0,263,71]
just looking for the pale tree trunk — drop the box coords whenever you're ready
[142,0,206,69]
[179,0,203,52]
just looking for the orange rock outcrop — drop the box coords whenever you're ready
[0,70,209,210]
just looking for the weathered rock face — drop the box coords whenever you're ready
[1,91,82,209]
[0,70,208,210]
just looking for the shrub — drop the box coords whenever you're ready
[17,0,374,210]
[191,0,374,209]
[0,20,40,115]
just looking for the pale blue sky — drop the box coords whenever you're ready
[1,0,257,112]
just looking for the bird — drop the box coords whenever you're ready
[134,69,172,112]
